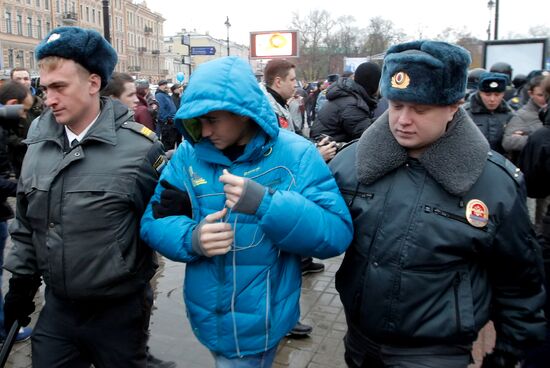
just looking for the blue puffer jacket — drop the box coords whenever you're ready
[141,56,353,358]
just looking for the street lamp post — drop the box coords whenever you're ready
[487,0,499,40]
[224,16,231,56]
[102,0,111,43]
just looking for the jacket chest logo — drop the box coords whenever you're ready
[465,199,489,228]
[188,166,207,187]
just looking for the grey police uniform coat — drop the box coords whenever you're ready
[4,97,164,300]
[329,108,546,356]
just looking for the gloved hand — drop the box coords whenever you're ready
[152,180,192,219]
[481,349,519,368]
[3,275,41,330]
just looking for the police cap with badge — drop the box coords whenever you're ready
[35,26,118,89]
[477,72,509,93]
[380,40,471,105]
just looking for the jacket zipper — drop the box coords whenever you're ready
[339,189,374,206]
[453,272,462,333]
[424,205,488,231]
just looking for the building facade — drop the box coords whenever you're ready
[0,0,166,82]
[163,29,256,83]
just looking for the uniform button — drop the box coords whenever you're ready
[373,261,379,267]
[74,152,81,157]
[49,222,55,228]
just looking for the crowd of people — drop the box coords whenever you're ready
[0,25,549,368]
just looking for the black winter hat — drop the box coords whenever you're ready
[478,72,509,93]
[353,62,381,96]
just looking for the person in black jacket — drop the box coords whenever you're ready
[0,81,34,343]
[518,75,550,368]
[311,62,381,143]
[330,40,546,368]
[464,72,515,154]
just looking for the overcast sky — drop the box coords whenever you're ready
[146,0,549,46]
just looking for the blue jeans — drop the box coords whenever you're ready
[0,221,8,339]
[211,346,278,368]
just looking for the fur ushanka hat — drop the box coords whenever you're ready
[478,72,509,93]
[35,26,117,89]
[380,40,471,105]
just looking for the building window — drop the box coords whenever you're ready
[27,17,33,37]
[37,19,42,38]
[98,11,101,24]
[8,49,14,68]
[86,7,89,22]
[4,12,12,34]
[92,9,95,23]
[56,0,60,13]
[36,0,41,7]
[46,21,50,33]
[16,15,23,35]
[17,51,24,67]
[29,51,35,69]
[45,0,49,10]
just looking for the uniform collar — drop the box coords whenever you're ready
[26,97,123,147]
[356,107,490,196]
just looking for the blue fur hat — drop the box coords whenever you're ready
[35,26,117,89]
[478,72,509,93]
[380,40,471,105]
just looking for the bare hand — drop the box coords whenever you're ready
[219,169,246,209]
[200,208,233,257]
[317,140,337,162]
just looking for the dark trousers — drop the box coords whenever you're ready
[32,286,152,368]
[160,121,182,150]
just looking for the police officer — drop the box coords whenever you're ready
[330,40,546,368]
[2,26,165,368]
[464,72,515,154]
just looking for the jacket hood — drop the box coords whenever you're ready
[327,78,378,109]
[175,57,279,144]
[356,107,490,196]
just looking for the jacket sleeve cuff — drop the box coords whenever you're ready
[232,179,265,215]
[191,222,205,256]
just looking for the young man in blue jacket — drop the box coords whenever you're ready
[141,56,353,367]
[330,41,546,368]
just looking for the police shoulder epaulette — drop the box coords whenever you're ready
[339,138,359,152]
[487,151,522,185]
[120,121,157,142]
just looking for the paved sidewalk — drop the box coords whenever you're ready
[1,253,494,367]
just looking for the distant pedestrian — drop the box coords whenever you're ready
[156,80,181,149]
[9,67,44,177]
[170,83,183,109]
[311,61,381,143]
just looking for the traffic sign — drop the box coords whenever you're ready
[191,46,216,56]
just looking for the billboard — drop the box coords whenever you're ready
[250,31,299,59]
[483,38,547,77]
